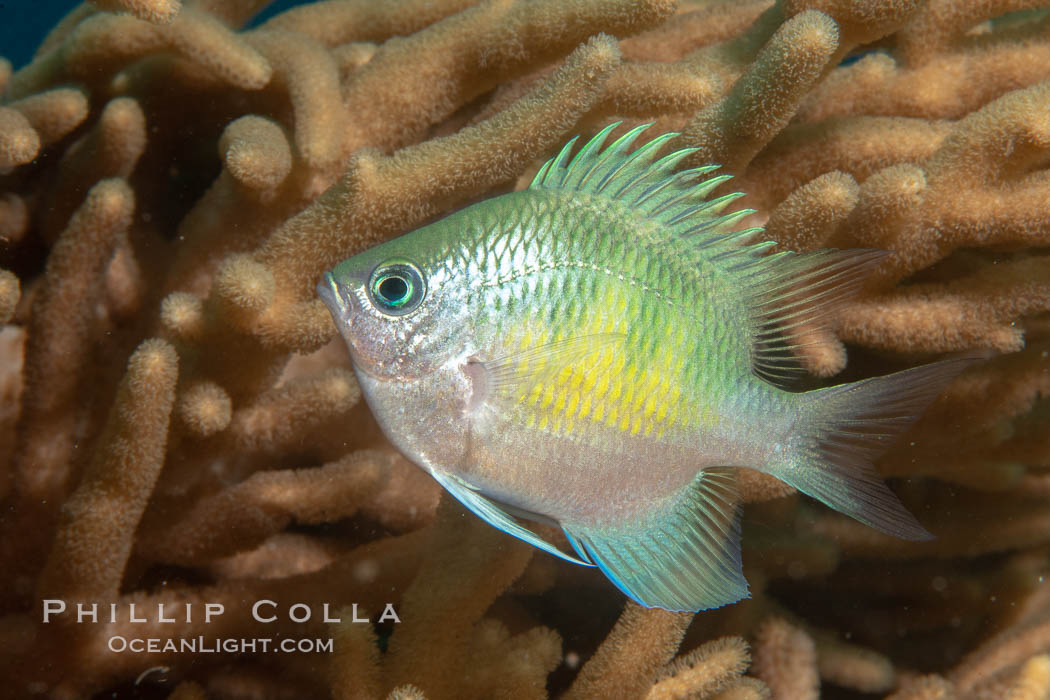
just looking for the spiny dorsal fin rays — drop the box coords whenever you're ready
[597,128,675,192]
[685,223,762,249]
[530,122,753,245]
[563,121,621,185]
[660,178,736,222]
[531,133,582,187]
[680,221,765,268]
[536,122,665,193]
[606,132,683,197]
[624,149,702,208]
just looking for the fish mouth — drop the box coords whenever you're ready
[317,270,346,312]
[317,271,355,324]
[317,271,338,308]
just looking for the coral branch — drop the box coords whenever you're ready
[13,178,134,505]
[340,0,673,152]
[752,618,819,700]
[621,0,773,63]
[740,117,950,210]
[951,586,1050,695]
[677,10,839,173]
[9,8,271,99]
[7,87,89,147]
[40,96,146,240]
[784,0,921,52]
[94,0,182,24]
[227,367,361,452]
[838,255,1050,353]
[375,497,540,697]
[924,81,1050,189]
[646,637,752,700]
[261,0,479,47]
[813,631,895,694]
[0,192,29,243]
[896,0,1046,66]
[37,338,178,600]
[177,380,232,437]
[142,449,390,565]
[0,107,40,169]
[247,30,346,175]
[159,291,204,341]
[0,270,19,324]
[331,608,382,700]
[218,114,293,192]
[764,170,858,251]
[565,603,694,700]
[800,42,1050,123]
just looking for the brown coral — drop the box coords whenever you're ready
[1,0,1050,698]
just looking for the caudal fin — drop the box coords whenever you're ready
[774,355,980,540]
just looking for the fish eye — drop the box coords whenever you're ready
[368,261,425,315]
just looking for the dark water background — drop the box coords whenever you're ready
[0,1,311,70]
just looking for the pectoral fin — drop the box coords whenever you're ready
[471,333,625,404]
[431,470,592,567]
[562,467,748,612]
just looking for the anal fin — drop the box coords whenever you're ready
[563,467,749,612]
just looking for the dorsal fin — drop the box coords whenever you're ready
[736,249,888,384]
[530,124,884,386]
[530,122,761,245]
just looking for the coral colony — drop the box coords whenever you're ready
[1,0,1049,698]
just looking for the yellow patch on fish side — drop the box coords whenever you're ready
[500,275,714,439]
[510,341,693,438]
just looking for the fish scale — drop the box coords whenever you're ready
[319,122,976,612]
[481,238,692,440]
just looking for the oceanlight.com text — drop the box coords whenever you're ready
[108,636,335,654]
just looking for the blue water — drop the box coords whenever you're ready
[0,1,311,70]
[0,1,78,69]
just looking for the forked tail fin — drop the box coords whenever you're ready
[772,355,980,540]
